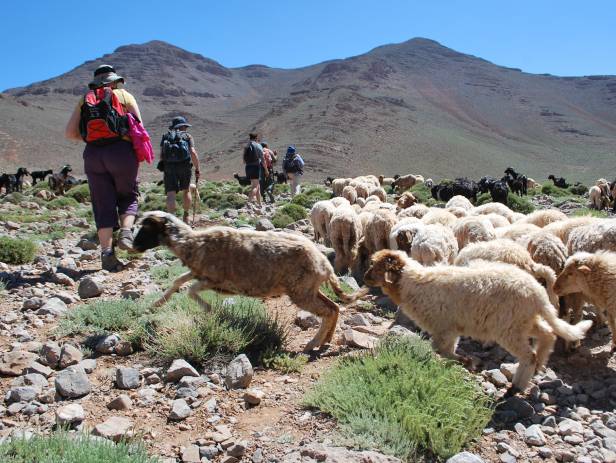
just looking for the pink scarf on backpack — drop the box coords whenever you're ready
[127,113,154,164]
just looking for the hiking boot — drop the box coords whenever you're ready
[101,252,124,272]
[117,228,134,252]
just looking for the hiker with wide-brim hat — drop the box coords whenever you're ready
[64,64,143,272]
[160,116,201,223]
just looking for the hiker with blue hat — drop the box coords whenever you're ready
[160,116,201,223]
[282,145,304,197]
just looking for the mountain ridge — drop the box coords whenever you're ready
[2,38,615,184]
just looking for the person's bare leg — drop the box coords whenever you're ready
[98,228,113,252]
[166,191,177,213]
[182,189,192,213]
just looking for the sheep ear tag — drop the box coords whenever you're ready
[577,265,591,274]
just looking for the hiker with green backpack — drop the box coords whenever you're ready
[159,116,201,223]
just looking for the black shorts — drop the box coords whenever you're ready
[164,161,192,193]
[245,164,260,180]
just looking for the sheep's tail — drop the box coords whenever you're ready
[531,263,559,309]
[540,302,593,342]
[327,274,369,304]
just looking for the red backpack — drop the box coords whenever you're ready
[79,87,129,144]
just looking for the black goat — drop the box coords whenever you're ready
[431,177,478,203]
[274,171,287,184]
[0,174,11,194]
[324,176,335,186]
[233,172,251,187]
[478,176,509,205]
[7,168,30,193]
[31,169,53,185]
[48,165,74,195]
[548,175,569,189]
[503,168,528,196]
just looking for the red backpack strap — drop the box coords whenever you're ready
[110,89,127,116]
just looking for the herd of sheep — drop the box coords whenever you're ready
[308,173,616,396]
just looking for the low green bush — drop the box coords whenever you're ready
[476,192,534,213]
[291,185,331,209]
[568,183,588,196]
[262,351,308,373]
[1,192,25,205]
[65,183,91,203]
[273,183,290,195]
[408,183,442,206]
[540,182,569,197]
[47,196,80,210]
[202,192,247,210]
[271,213,294,229]
[0,431,158,463]
[573,208,608,218]
[0,236,38,264]
[304,335,493,460]
[271,203,308,228]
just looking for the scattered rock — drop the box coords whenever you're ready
[558,418,584,436]
[55,366,91,399]
[445,452,486,463]
[525,424,546,446]
[25,361,53,378]
[244,388,265,406]
[77,359,97,374]
[295,310,319,329]
[0,350,38,377]
[36,298,67,317]
[346,313,370,327]
[225,354,253,389]
[181,445,201,463]
[255,218,275,231]
[78,277,104,299]
[227,442,247,458]
[59,344,83,369]
[22,297,45,310]
[485,369,508,387]
[55,403,85,427]
[95,334,120,354]
[167,359,199,382]
[343,329,377,349]
[5,386,38,404]
[92,416,133,442]
[116,367,140,389]
[107,394,133,411]
[169,399,192,421]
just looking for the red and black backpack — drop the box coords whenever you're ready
[79,87,129,145]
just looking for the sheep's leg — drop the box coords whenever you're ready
[153,271,194,308]
[188,279,213,311]
[431,333,463,363]
[506,341,537,393]
[293,291,339,352]
[606,312,616,353]
[530,319,556,373]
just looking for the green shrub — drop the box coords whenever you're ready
[573,208,608,218]
[540,182,569,197]
[409,183,442,207]
[304,335,493,460]
[202,192,247,210]
[273,183,290,195]
[0,431,158,463]
[262,351,308,373]
[151,262,188,286]
[568,183,588,196]
[138,292,286,365]
[65,183,91,203]
[47,196,80,210]
[291,186,331,209]
[475,192,491,206]
[271,203,308,228]
[0,236,38,264]
[1,192,25,205]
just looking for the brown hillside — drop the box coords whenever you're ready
[2,38,616,184]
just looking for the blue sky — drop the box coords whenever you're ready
[1,0,614,90]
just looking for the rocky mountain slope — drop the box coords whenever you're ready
[2,38,616,183]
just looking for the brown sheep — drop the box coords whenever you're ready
[396,192,417,209]
[364,250,592,394]
[133,212,366,352]
[392,174,421,193]
[554,252,616,350]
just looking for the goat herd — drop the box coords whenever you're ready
[0,165,86,196]
[305,172,616,396]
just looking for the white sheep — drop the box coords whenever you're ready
[446,195,474,211]
[472,202,515,223]
[452,216,496,249]
[365,250,592,393]
[483,213,510,228]
[422,208,458,228]
[342,185,357,205]
[364,209,398,255]
[446,207,469,218]
[369,186,388,202]
[332,178,351,197]
[454,239,560,308]
[495,223,541,241]
[588,185,610,210]
[517,209,568,228]
[411,223,458,266]
[330,197,351,208]
[388,219,423,254]
[309,200,337,245]
[329,206,362,274]
[397,203,429,219]
[392,174,421,193]
[567,220,616,254]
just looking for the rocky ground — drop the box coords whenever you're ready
[1,185,616,463]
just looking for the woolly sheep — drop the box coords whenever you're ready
[352,182,371,199]
[483,213,510,228]
[332,178,351,197]
[355,197,366,208]
[396,192,417,209]
[310,200,337,245]
[397,203,429,220]
[567,220,616,254]
[452,216,496,249]
[392,174,421,193]
[388,219,423,254]
[342,185,357,205]
[411,223,458,266]
[554,252,616,349]
[588,185,609,210]
[472,202,515,222]
[330,197,351,208]
[446,207,468,218]
[378,175,396,187]
[329,206,363,274]
[369,186,388,202]
[517,209,568,228]
[454,239,560,308]
[495,223,541,241]
[364,250,592,393]
[510,212,526,223]
[543,216,598,243]
[521,230,568,275]
[527,178,539,189]
[446,195,474,211]
[133,212,366,352]
[422,208,458,228]
[364,209,398,255]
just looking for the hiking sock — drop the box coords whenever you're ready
[101,248,114,257]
